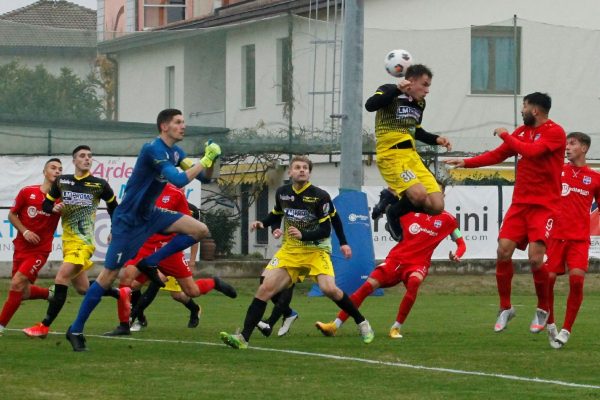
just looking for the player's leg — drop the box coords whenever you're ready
[494,238,518,332]
[317,274,374,343]
[391,270,426,339]
[137,215,208,284]
[384,153,443,241]
[23,261,83,338]
[546,271,559,344]
[0,271,31,331]
[221,268,290,349]
[169,289,201,328]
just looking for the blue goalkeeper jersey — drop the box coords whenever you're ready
[114,137,189,225]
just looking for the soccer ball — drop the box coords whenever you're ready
[384,49,413,78]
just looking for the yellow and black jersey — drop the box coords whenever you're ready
[272,182,335,252]
[366,83,426,154]
[46,173,116,245]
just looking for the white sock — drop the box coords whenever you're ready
[334,318,343,328]
[392,321,402,329]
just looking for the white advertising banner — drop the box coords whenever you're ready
[0,156,201,262]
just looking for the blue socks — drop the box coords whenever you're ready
[70,281,105,333]
[145,234,197,265]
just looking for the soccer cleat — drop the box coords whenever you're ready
[315,321,337,337]
[188,304,201,328]
[47,284,56,301]
[551,329,571,349]
[494,307,516,332]
[130,320,143,332]
[384,207,403,242]
[371,189,397,220]
[213,277,237,298]
[358,320,375,344]
[389,327,403,339]
[23,322,49,339]
[256,321,273,337]
[277,310,299,337]
[547,323,558,346]
[135,259,165,288]
[104,325,131,336]
[138,313,148,327]
[220,332,248,349]
[529,308,549,333]
[66,326,88,352]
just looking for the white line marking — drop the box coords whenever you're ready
[8,329,600,390]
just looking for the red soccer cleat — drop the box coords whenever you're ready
[23,322,49,339]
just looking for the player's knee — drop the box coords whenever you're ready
[320,285,340,299]
[192,223,209,241]
[496,247,512,261]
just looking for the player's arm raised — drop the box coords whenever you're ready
[496,128,564,158]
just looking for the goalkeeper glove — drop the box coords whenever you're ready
[199,140,221,168]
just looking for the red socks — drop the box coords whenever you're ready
[395,276,422,324]
[496,259,514,309]
[28,285,49,300]
[563,274,584,332]
[0,290,24,327]
[195,278,215,295]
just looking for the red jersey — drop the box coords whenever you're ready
[388,211,458,266]
[147,183,190,244]
[10,185,60,254]
[553,163,600,240]
[464,120,566,207]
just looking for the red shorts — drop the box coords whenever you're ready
[12,252,50,282]
[499,204,555,250]
[545,238,589,275]
[369,258,428,288]
[125,241,192,280]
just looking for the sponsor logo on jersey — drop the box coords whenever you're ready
[84,182,102,188]
[27,206,38,218]
[279,194,295,201]
[561,183,589,197]
[62,191,94,206]
[583,176,591,185]
[408,222,438,237]
[396,106,422,121]
[303,196,319,203]
[60,178,75,185]
[162,196,171,203]
[285,208,310,220]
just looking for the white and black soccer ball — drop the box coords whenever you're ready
[384,49,413,78]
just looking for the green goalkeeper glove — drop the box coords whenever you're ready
[199,140,221,168]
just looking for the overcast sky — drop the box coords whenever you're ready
[0,0,97,15]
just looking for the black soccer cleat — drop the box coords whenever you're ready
[135,259,165,288]
[384,207,404,242]
[66,326,88,352]
[188,304,201,328]
[104,324,131,336]
[256,321,273,337]
[371,188,398,220]
[213,277,237,298]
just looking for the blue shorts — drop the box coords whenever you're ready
[105,208,183,270]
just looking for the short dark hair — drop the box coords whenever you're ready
[290,155,313,172]
[523,92,551,113]
[157,109,183,133]
[567,131,591,149]
[44,157,61,167]
[405,64,433,80]
[72,145,91,157]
